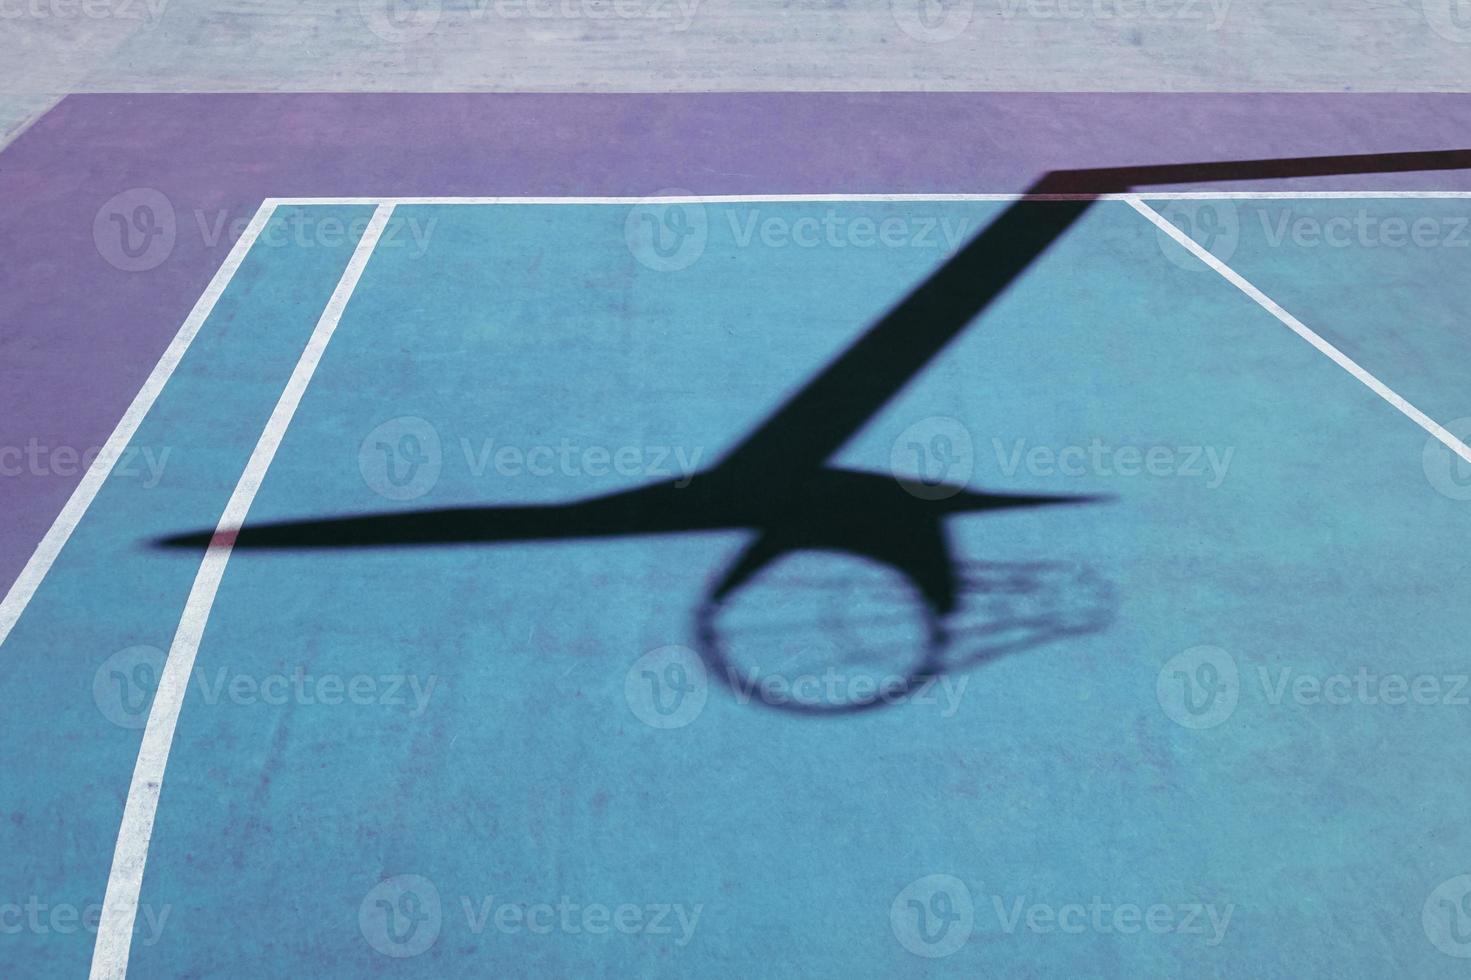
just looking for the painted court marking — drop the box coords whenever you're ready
[265,192,1471,205]
[0,201,278,651]
[1129,195,1471,467]
[0,190,1454,973]
[88,203,396,980]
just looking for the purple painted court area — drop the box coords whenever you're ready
[2,91,1471,597]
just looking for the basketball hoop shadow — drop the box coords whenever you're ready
[696,555,1116,715]
[157,148,1471,716]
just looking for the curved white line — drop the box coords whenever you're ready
[88,203,395,979]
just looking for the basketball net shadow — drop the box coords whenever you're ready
[159,149,1471,715]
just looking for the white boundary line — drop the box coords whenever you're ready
[88,203,396,980]
[1127,195,1471,467]
[0,202,278,651]
[261,192,1471,206]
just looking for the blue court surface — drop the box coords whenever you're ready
[4,193,1471,977]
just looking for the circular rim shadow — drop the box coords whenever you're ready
[692,544,948,717]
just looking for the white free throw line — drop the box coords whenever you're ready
[87,203,395,980]
[261,192,1471,206]
[0,202,278,651]
[1127,195,1471,467]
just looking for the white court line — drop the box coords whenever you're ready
[1127,195,1471,467]
[0,202,278,651]
[88,202,396,980]
[261,192,1471,206]
[1134,192,1471,200]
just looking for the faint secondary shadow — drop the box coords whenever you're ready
[696,557,1116,716]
